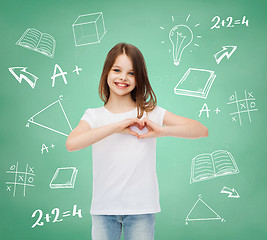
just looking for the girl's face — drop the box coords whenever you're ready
[107,54,136,98]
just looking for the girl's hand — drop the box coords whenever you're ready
[115,118,145,137]
[138,118,163,139]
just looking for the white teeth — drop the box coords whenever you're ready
[117,83,128,87]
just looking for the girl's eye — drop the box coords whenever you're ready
[113,69,120,72]
[129,72,134,76]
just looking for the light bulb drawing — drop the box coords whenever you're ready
[169,25,193,66]
[160,14,202,66]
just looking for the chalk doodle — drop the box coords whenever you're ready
[214,46,237,64]
[50,64,83,87]
[198,103,221,118]
[50,167,78,189]
[41,143,55,154]
[72,12,107,46]
[211,16,249,29]
[6,162,35,197]
[160,14,202,66]
[174,68,216,99]
[27,96,72,137]
[169,25,193,66]
[190,150,239,184]
[185,194,225,224]
[220,186,240,198]
[9,67,38,89]
[16,28,56,58]
[227,90,258,126]
[31,205,82,228]
[51,64,68,87]
[72,65,82,75]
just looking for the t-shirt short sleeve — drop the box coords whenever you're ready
[147,106,166,126]
[81,109,94,128]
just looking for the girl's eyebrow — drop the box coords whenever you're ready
[112,65,134,71]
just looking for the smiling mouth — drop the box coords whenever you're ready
[115,82,129,88]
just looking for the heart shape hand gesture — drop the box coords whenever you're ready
[117,118,162,139]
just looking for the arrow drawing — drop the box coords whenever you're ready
[9,67,38,89]
[220,186,240,198]
[214,46,237,64]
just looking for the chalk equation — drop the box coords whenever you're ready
[6,162,35,197]
[211,16,249,29]
[31,205,82,228]
[227,90,258,126]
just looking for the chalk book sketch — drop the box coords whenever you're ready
[50,167,78,189]
[220,186,240,198]
[186,195,224,224]
[9,67,38,89]
[6,162,35,197]
[174,68,216,99]
[72,12,107,46]
[227,90,258,126]
[27,97,72,137]
[16,28,56,58]
[190,150,239,184]
[214,46,237,64]
[160,14,202,66]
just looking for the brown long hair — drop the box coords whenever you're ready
[98,43,157,118]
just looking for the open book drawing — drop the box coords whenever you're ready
[50,167,78,189]
[190,150,239,184]
[16,28,56,58]
[174,68,216,99]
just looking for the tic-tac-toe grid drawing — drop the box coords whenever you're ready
[227,90,258,126]
[6,162,35,197]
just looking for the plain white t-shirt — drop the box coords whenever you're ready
[81,105,166,215]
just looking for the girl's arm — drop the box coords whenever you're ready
[138,110,208,139]
[66,118,144,152]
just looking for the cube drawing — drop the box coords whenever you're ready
[72,12,107,46]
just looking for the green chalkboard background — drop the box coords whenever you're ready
[1,0,267,239]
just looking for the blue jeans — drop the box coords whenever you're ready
[91,214,155,240]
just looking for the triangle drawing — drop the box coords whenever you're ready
[28,99,72,136]
[186,196,222,223]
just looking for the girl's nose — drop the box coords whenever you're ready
[120,73,127,81]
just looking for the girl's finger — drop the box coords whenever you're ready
[132,122,145,130]
[128,118,141,127]
[126,129,139,137]
[138,132,152,139]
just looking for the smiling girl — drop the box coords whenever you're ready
[66,42,208,240]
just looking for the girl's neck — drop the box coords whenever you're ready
[105,95,136,114]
